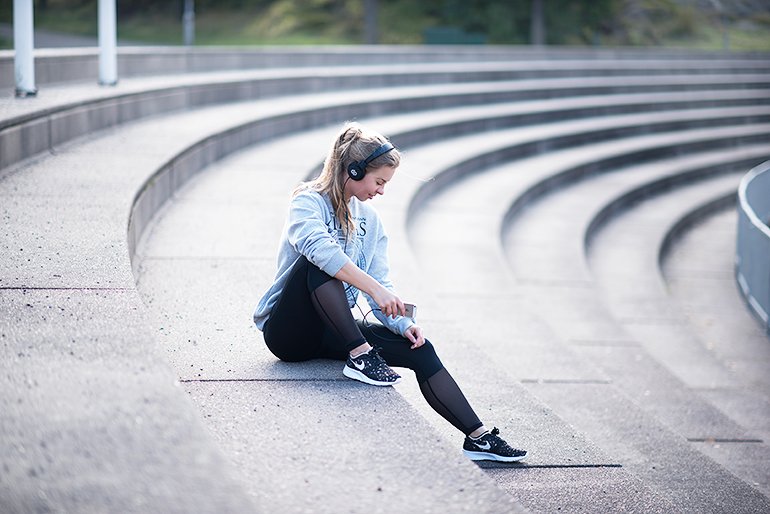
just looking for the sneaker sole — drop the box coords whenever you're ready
[343,365,401,386]
[462,449,527,462]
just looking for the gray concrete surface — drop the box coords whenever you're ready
[135,130,648,512]
[2,43,769,89]
[2,47,770,512]
[134,128,527,512]
[391,126,770,511]
[3,59,769,172]
[135,102,770,511]
[663,208,770,413]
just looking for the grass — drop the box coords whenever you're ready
[660,21,770,51]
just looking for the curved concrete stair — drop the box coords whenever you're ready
[135,120,684,514]
[662,206,770,439]
[126,73,770,512]
[3,65,769,172]
[3,47,769,512]
[395,114,770,508]
[399,151,770,511]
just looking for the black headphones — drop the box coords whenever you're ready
[347,142,395,181]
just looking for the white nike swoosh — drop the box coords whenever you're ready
[353,359,366,371]
[474,441,491,450]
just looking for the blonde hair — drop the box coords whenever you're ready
[295,122,400,235]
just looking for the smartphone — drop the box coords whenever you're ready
[404,303,417,319]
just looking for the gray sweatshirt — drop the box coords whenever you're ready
[253,189,414,336]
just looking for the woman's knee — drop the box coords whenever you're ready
[412,340,444,381]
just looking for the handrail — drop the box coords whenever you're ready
[736,158,770,335]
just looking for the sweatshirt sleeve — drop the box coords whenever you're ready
[363,217,414,336]
[287,191,352,277]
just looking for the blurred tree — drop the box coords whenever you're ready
[16,0,766,48]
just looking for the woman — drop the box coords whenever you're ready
[254,122,526,463]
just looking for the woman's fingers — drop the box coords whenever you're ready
[406,326,425,349]
[395,298,405,317]
[377,288,405,318]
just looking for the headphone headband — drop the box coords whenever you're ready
[347,142,395,181]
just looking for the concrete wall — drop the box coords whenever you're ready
[737,159,770,334]
[2,46,770,89]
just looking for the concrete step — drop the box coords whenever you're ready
[404,118,770,481]
[389,142,770,510]
[526,380,769,513]
[134,127,529,512]
[500,144,768,381]
[124,87,770,281]
[587,173,770,493]
[494,142,770,488]
[131,104,770,378]
[662,207,770,438]
[2,45,768,88]
[4,66,769,172]
[129,93,770,512]
[0,291,258,513]
[499,144,768,342]
[135,118,682,514]
[3,46,768,511]
[0,98,531,512]
[367,88,770,163]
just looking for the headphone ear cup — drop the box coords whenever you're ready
[347,161,365,181]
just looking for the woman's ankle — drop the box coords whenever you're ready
[469,426,488,439]
[349,342,372,358]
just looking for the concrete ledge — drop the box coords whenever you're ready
[2,45,769,88]
[412,112,770,224]
[125,89,764,273]
[2,58,769,171]
[583,152,768,254]
[659,190,739,270]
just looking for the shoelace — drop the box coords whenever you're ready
[370,347,400,378]
[488,427,516,452]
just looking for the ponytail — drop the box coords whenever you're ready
[295,122,400,236]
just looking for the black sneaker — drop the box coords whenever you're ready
[343,347,402,386]
[463,427,527,462]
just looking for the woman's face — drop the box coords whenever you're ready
[345,165,397,202]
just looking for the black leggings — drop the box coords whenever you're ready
[263,256,483,435]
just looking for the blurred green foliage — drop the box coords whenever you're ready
[0,0,768,49]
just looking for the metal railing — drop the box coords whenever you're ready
[736,158,770,335]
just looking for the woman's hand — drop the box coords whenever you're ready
[404,325,425,349]
[334,262,404,318]
[371,284,405,318]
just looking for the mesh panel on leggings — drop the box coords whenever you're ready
[309,278,366,352]
[419,368,484,436]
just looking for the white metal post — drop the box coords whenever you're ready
[98,0,118,85]
[13,0,37,97]
[183,0,195,46]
